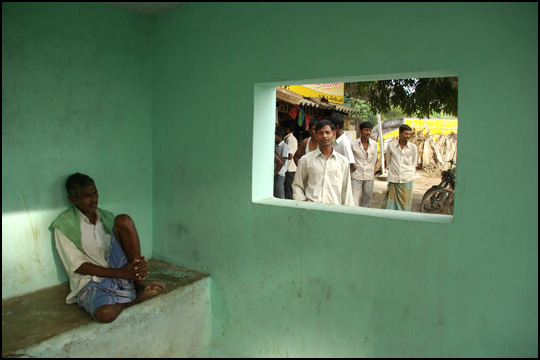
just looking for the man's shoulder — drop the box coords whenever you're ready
[300,149,320,163]
[51,206,79,226]
[285,133,298,144]
[332,151,350,165]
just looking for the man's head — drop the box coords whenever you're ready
[66,173,98,214]
[282,120,294,134]
[328,112,344,131]
[359,121,374,140]
[398,124,413,142]
[308,118,319,138]
[275,127,286,144]
[315,119,335,148]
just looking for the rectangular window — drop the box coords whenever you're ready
[253,72,458,224]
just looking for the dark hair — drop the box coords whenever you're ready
[66,173,94,195]
[359,121,374,130]
[315,119,335,132]
[282,120,294,132]
[399,124,412,133]
[275,127,286,138]
[328,112,344,129]
[309,118,319,129]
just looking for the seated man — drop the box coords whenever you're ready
[51,173,164,323]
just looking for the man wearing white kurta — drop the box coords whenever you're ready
[351,122,378,207]
[292,120,354,206]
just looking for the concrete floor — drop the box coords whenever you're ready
[2,259,208,357]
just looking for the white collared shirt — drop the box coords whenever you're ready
[333,133,355,164]
[292,147,354,206]
[284,133,298,172]
[275,140,289,177]
[351,137,378,180]
[54,209,112,303]
[385,140,418,183]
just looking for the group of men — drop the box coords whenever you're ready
[274,112,418,211]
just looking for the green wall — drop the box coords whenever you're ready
[2,2,537,358]
[2,3,153,297]
[151,2,538,357]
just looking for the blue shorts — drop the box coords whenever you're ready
[76,231,137,321]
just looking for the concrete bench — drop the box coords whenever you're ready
[2,260,210,358]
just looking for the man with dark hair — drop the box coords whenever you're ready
[351,122,378,207]
[382,124,418,211]
[329,112,356,174]
[51,173,164,323]
[293,118,319,166]
[274,127,289,199]
[281,121,298,200]
[292,120,353,206]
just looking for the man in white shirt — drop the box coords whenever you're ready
[282,121,298,200]
[52,173,164,323]
[351,122,378,207]
[330,112,356,174]
[292,120,354,206]
[383,125,418,211]
[274,127,290,199]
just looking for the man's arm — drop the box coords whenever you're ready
[76,259,148,281]
[274,152,284,176]
[345,143,357,173]
[385,145,392,172]
[55,228,148,281]
[292,156,308,201]
[293,138,308,166]
[342,161,354,206]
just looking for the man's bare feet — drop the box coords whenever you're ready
[135,281,165,297]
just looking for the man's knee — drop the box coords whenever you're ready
[93,305,120,323]
[114,214,134,229]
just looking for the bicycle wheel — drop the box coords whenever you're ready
[421,188,451,214]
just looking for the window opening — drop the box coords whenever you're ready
[254,73,458,223]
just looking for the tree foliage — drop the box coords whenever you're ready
[356,77,458,119]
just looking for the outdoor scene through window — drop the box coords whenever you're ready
[273,77,458,216]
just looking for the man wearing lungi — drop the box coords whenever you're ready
[51,173,165,323]
[383,124,418,211]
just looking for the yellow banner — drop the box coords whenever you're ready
[287,83,344,104]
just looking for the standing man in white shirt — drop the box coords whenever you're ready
[351,122,378,207]
[282,120,298,200]
[330,112,357,174]
[274,127,290,199]
[292,120,354,206]
[382,125,418,211]
[51,173,165,323]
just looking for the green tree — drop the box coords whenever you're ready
[355,77,458,119]
[346,98,377,125]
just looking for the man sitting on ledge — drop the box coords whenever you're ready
[51,173,165,323]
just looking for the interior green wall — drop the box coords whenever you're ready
[151,2,538,357]
[2,2,537,358]
[2,3,153,298]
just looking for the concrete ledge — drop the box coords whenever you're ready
[2,260,210,358]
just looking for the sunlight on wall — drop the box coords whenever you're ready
[2,208,69,299]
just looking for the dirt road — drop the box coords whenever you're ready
[369,172,441,212]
